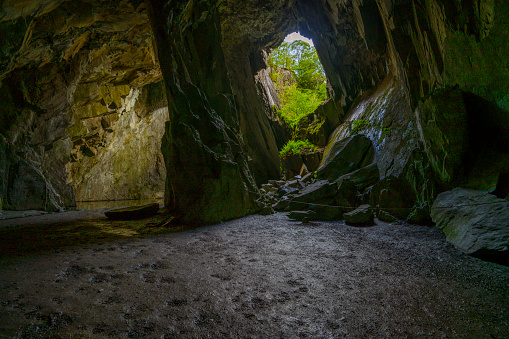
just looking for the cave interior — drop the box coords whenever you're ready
[0,0,508,262]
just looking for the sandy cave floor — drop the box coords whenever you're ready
[0,211,508,338]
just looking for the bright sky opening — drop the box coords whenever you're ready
[284,32,314,46]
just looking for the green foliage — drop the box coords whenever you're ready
[269,40,326,90]
[279,84,324,130]
[280,139,318,158]
[351,119,370,134]
[269,39,327,153]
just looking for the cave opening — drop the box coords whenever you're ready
[267,31,329,178]
[256,31,333,179]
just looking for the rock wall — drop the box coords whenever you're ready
[148,1,261,224]
[70,81,168,202]
[1,0,508,227]
[0,0,165,210]
[316,0,509,219]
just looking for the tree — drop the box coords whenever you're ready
[268,39,328,157]
[269,40,326,91]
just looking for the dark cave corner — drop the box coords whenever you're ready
[0,0,508,264]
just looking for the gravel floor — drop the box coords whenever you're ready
[0,212,508,338]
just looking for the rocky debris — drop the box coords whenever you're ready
[281,151,323,179]
[335,163,380,190]
[273,196,292,211]
[292,180,337,204]
[261,184,278,193]
[303,203,343,221]
[431,188,509,264]
[288,210,317,221]
[302,152,322,172]
[344,205,374,226]
[268,180,287,187]
[370,176,417,222]
[334,180,361,208]
[259,205,275,216]
[276,185,299,198]
[286,179,305,189]
[317,135,374,182]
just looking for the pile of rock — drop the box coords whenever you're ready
[259,135,415,225]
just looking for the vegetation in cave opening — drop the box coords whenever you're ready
[268,39,327,158]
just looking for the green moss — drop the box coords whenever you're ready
[350,119,370,134]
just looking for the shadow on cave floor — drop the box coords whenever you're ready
[0,213,508,338]
[0,209,191,265]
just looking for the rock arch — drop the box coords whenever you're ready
[1,0,508,225]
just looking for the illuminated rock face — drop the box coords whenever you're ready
[0,0,165,210]
[1,0,508,225]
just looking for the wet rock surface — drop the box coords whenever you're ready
[0,213,508,338]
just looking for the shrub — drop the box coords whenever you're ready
[280,139,318,158]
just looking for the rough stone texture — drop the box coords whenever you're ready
[71,83,168,202]
[317,134,374,182]
[304,203,344,221]
[254,67,292,151]
[0,0,164,210]
[292,180,337,204]
[1,0,509,234]
[335,163,380,190]
[344,204,374,226]
[370,176,417,222]
[288,210,317,221]
[415,87,469,187]
[322,76,418,181]
[148,1,260,224]
[334,179,361,208]
[431,188,509,262]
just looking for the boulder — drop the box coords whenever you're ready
[286,179,304,189]
[333,179,360,208]
[261,183,277,193]
[259,205,275,215]
[273,196,292,211]
[317,134,374,182]
[292,180,337,204]
[431,188,509,263]
[276,185,299,197]
[370,176,416,222]
[301,172,315,184]
[302,151,322,172]
[335,163,380,190]
[268,180,286,188]
[344,205,374,226]
[282,153,305,179]
[305,203,343,221]
[288,210,317,221]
